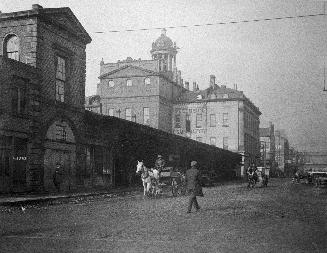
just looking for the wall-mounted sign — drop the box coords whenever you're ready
[13,156,27,161]
[173,128,206,135]
[175,108,206,114]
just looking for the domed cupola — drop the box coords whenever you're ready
[150,29,178,72]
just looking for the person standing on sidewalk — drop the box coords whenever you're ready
[186,161,203,213]
[53,163,62,192]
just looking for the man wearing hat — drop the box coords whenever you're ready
[155,154,166,173]
[185,161,203,213]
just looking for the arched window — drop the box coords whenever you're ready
[4,35,19,61]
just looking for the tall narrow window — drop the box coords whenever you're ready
[196,114,202,128]
[126,79,132,86]
[143,107,150,125]
[125,108,132,121]
[210,137,216,146]
[108,108,114,116]
[223,137,229,150]
[5,35,19,61]
[144,77,151,85]
[210,114,216,127]
[55,56,66,102]
[12,87,26,115]
[186,114,191,132]
[222,113,229,126]
[175,114,181,128]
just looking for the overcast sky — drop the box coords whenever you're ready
[1,0,326,152]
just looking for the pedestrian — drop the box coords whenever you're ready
[53,163,62,192]
[185,161,203,213]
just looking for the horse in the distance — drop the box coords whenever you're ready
[136,161,160,196]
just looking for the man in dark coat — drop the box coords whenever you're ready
[53,163,62,192]
[186,161,203,213]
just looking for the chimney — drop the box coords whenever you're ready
[193,82,197,91]
[177,70,182,85]
[210,75,216,88]
[184,82,189,90]
[32,4,43,10]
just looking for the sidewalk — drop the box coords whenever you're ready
[0,186,143,207]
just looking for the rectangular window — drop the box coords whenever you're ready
[223,137,229,150]
[196,137,203,142]
[210,137,216,146]
[106,108,114,116]
[223,113,229,126]
[175,114,181,128]
[55,56,66,102]
[125,108,132,121]
[143,107,150,125]
[196,114,202,128]
[12,87,26,115]
[210,114,216,127]
[55,124,67,141]
[186,114,191,132]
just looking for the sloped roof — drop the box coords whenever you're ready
[177,85,244,102]
[0,5,91,44]
[99,64,158,79]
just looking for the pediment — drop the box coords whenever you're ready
[100,65,157,79]
[43,8,91,43]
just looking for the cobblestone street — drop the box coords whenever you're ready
[1,179,327,253]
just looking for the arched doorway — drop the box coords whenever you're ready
[43,120,76,192]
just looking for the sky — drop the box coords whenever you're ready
[1,0,326,152]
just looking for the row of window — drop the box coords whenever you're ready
[244,111,258,131]
[4,34,68,104]
[105,107,150,125]
[195,136,229,149]
[105,77,151,88]
[175,113,229,129]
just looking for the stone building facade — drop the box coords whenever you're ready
[91,29,261,177]
[0,5,242,193]
[0,4,92,192]
[96,29,185,133]
[172,77,261,176]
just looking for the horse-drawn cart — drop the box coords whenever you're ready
[136,161,186,197]
[161,167,186,196]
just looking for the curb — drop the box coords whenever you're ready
[0,187,143,207]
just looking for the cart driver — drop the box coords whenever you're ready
[155,155,166,173]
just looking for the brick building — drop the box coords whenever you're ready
[274,130,289,175]
[172,76,261,176]
[259,122,276,172]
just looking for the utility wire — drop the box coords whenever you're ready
[94,13,326,33]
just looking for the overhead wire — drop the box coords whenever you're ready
[93,13,326,33]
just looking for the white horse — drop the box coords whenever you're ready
[136,161,160,196]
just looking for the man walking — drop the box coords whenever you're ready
[186,161,203,213]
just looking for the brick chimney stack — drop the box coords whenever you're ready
[32,4,43,10]
[210,75,216,88]
[193,82,197,91]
